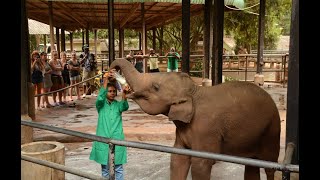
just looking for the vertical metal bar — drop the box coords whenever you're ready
[286,0,299,165]
[256,0,266,74]
[108,0,115,66]
[211,0,224,85]
[108,143,115,180]
[182,0,190,74]
[203,0,211,79]
[245,55,248,81]
[283,55,287,87]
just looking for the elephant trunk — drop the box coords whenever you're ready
[110,59,147,91]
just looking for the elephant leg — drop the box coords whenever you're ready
[190,157,214,180]
[244,165,260,180]
[170,136,191,180]
[170,153,190,180]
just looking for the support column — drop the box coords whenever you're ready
[254,0,266,86]
[48,1,55,52]
[43,35,47,53]
[182,0,190,74]
[152,28,156,51]
[119,28,124,58]
[94,29,98,59]
[141,3,147,73]
[69,32,73,51]
[56,27,60,57]
[21,0,33,144]
[159,26,163,55]
[286,0,299,165]
[211,0,224,85]
[82,30,85,47]
[86,27,89,46]
[108,0,115,66]
[61,26,66,51]
[139,32,142,51]
[203,0,211,79]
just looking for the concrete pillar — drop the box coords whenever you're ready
[21,141,65,180]
[21,115,33,144]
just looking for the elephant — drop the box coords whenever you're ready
[110,59,280,180]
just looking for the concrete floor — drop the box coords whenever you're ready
[32,82,298,180]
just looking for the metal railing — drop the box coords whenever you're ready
[21,120,299,179]
[95,53,289,86]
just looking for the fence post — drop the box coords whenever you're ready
[108,143,115,180]
[245,55,248,81]
[282,143,295,180]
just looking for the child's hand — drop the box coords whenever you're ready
[123,85,132,94]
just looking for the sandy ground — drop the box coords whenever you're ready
[28,81,298,180]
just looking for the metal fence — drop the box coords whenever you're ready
[21,120,299,180]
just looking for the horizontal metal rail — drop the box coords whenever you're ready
[21,154,107,180]
[34,71,106,97]
[21,120,299,173]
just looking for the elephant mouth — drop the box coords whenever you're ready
[127,91,148,100]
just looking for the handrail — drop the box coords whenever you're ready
[21,120,299,173]
[21,155,107,180]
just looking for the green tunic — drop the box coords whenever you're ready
[89,87,129,165]
[167,52,180,70]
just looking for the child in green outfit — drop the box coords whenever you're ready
[89,69,131,180]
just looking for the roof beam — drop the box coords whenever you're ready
[119,3,140,28]
[54,1,87,28]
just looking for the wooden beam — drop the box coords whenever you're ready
[119,3,140,28]
[55,1,87,28]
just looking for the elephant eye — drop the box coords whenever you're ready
[152,83,160,91]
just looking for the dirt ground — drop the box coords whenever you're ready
[29,80,298,180]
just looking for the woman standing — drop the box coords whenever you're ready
[31,51,45,110]
[60,51,70,102]
[40,52,53,108]
[68,51,82,100]
[49,50,64,106]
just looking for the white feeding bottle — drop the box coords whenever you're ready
[113,71,128,86]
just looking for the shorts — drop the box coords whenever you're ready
[70,75,81,81]
[150,68,160,73]
[82,70,95,86]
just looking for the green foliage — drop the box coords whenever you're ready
[224,76,239,82]
[29,35,37,53]
[225,0,292,51]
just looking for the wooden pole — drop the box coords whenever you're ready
[181,0,190,74]
[48,1,55,52]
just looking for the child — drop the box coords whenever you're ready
[89,69,131,180]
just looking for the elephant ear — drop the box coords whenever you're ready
[168,96,194,123]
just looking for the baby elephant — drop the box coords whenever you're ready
[110,59,280,180]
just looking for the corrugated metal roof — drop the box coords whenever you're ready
[28,19,70,35]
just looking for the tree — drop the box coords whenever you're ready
[225,0,292,52]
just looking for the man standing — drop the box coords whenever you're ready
[80,44,97,97]
[165,47,180,72]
